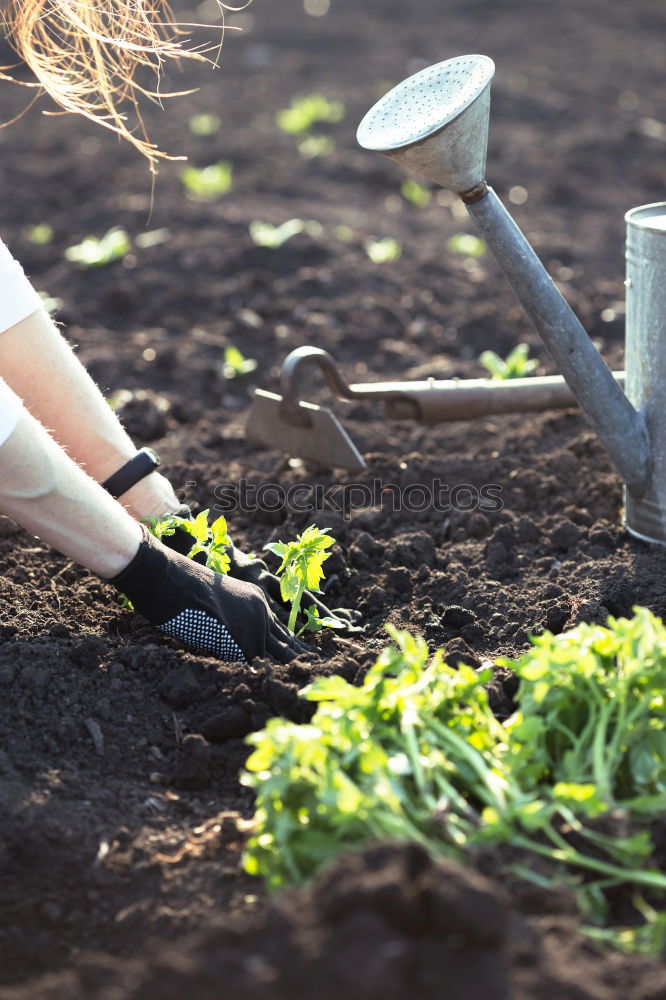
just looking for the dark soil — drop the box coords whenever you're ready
[1,0,666,996]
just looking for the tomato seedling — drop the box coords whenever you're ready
[480,342,539,380]
[65,227,130,267]
[180,161,233,201]
[264,524,338,634]
[223,345,257,379]
[147,508,232,575]
[298,604,348,638]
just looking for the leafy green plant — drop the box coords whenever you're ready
[25,223,53,245]
[147,509,232,575]
[400,179,431,206]
[264,524,337,634]
[298,605,349,637]
[333,224,354,242]
[249,218,322,249]
[223,345,257,379]
[364,237,402,263]
[276,94,345,135]
[180,161,233,201]
[480,343,539,380]
[502,609,666,804]
[242,614,666,954]
[297,135,336,158]
[446,232,486,257]
[65,227,130,267]
[189,112,221,136]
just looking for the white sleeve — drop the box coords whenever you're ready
[0,239,43,334]
[0,377,23,447]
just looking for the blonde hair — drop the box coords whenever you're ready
[0,0,229,168]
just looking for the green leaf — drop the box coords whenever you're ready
[65,227,130,268]
[364,237,402,263]
[180,161,233,201]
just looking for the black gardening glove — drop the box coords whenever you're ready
[163,513,363,634]
[111,526,307,663]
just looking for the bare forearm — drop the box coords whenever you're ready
[0,308,181,520]
[0,407,142,577]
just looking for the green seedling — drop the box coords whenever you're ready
[298,605,348,637]
[364,237,402,263]
[400,179,431,206]
[447,232,486,257]
[135,228,171,249]
[276,94,345,135]
[24,223,53,245]
[147,508,232,575]
[180,161,233,201]
[480,343,539,380]
[242,612,666,955]
[297,135,335,159]
[65,227,130,267]
[264,524,336,634]
[223,345,257,379]
[249,218,322,249]
[189,112,221,136]
[333,224,354,242]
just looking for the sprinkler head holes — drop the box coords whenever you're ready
[357,54,494,193]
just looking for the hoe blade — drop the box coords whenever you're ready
[246,390,367,472]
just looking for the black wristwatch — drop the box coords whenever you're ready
[102,447,161,499]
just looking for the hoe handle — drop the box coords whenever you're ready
[465,187,651,496]
[383,372,625,423]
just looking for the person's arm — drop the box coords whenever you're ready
[0,386,303,662]
[0,306,182,520]
[0,385,143,576]
[0,236,181,520]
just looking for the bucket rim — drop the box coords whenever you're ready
[625,201,666,234]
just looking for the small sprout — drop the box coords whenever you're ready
[480,343,539,380]
[447,232,486,257]
[298,135,335,158]
[265,524,336,634]
[189,112,221,136]
[180,161,233,201]
[400,179,431,206]
[135,228,171,249]
[333,224,354,242]
[249,218,322,249]
[25,223,53,245]
[146,509,232,576]
[297,605,348,637]
[38,291,63,315]
[276,94,345,135]
[223,345,257,379]
[364,237,402,263]
[65,227,131,267]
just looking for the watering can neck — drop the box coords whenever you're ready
[460,180,490,204]
[457,184,651,497]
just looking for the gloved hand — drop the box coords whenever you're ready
[111,525,307,663]
[162,516,362,633]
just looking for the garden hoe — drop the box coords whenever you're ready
[250,54,666,543]
[246,345,625,474]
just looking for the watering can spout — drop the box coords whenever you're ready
[357,55,652,499]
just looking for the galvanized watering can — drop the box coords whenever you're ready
[357,55,666,544]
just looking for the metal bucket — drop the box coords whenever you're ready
[624,202,666,544]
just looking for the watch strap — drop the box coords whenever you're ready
[102,447,161,499]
